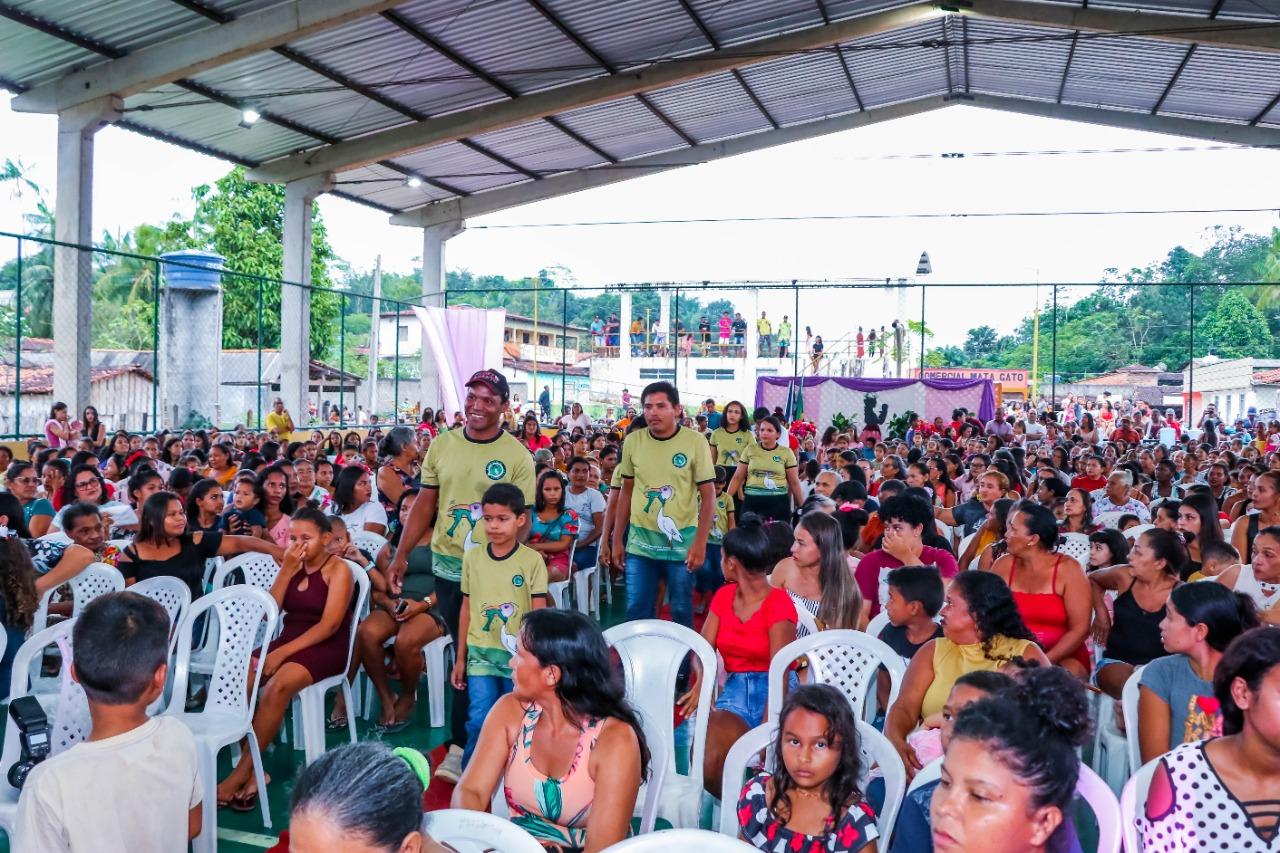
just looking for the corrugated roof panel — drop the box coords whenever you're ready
[1158,45,1280,122]
[687,0,823,47]
[539,0,712,70]
[554,97,690,159]
[334,162,454,209]
[1212,0,1280,19]
[822,0,930,20]
[391,0,603,96]
[1062,35,1187,111]
[6,0,212,54]
[645,72,775,143]
[471,120,605,175]
[198,0,295,16]
[286,15,507,119]
[1092,0,1219,16]
[123,100,317,163]
[966,18,1074,102]
[841,19,951,107]
[185,49,411,141]
[394,141,528,194]
[0,19,96,88]
[738,51,863,126]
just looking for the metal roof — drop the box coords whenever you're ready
[3,0,1279,219]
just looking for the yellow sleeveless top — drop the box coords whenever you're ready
[920,635,1034,719]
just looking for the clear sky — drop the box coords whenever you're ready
[3,93,1278,354]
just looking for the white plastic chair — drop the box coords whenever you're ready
[766,630,906,727]
[1121,664,1145,773]
[166,585,280,853]
[1157,427,1177,447]
[934,520,954,547]
[0,622,89,837]
[955,530,978,570]
[605,829,758,852]
[1119,757,1160,853]
[865,611,890,643]
[717,720,904,849]
[1055,532,1091,567]
[350,529,388,558]
[203,556,222,593]
[291,560,370,764]
[605,620,716,829]
[1094,511,1124,530]
[1091,665,1144,795]
[129,575,192,635]
[211,551,280,591]
[547,541,576,609]
[35,531,71,546]
[32,561,126,633]
[1122,523,1154,541]
[572,559,599,618]
[422,634,454,729]
[420,809,545,853]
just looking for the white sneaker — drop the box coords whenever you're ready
[434,744,464,783]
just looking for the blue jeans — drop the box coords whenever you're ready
[625,554,693,627]
[696,543,723,595]
[574,543,599,571]
[716,671,769,726]
[463,674,512,767]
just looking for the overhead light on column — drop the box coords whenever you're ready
[239,108,261,129]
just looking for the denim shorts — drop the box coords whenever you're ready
[716,670,769,727]
[1091,656,1127,687]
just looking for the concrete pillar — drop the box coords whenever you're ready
[619,290,633,365]
[419,219,465,411]
[52,96,120,414]
[279,173,332,429]
[658,288,671,356]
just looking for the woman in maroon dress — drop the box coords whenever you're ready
[217,506,355,810]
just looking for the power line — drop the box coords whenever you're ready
[468,206,1280,229]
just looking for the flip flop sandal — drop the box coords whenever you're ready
[228,790,259,813]
[326,716,349,732]
[377,719,410,734]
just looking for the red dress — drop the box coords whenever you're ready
[268,562,352,682]
[1009,555,1090,671]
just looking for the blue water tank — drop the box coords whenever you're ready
[161,250,225,291]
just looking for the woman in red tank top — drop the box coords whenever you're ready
[990,501,1093,678]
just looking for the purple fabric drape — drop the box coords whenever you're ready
[754,375,996,422]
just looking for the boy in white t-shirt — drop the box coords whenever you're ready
[16,592,201,852]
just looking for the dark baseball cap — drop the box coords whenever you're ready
[466,369,510,401]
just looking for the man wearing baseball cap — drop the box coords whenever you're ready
[387,367,534,781]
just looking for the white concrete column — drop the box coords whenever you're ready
[52,96,120,414]
[619,290,633,366]
[419,219,465,411]
[280,173,333,429]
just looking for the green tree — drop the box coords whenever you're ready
[160,168,339,355]
[962,326,999,361]
[1199,289,1271,358]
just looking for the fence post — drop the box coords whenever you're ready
[1187,284,1195,425]
[919,282,926,374]
[792,280,800,379]
[13,237,21,440]
[673,286,680,388]
[1050,284,1058,415]
[256,277,264,431]
[152,258,160,432]
[394,301,401,425]
[560,288,568,411]
[339,292,346,430]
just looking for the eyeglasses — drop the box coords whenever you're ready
[75,479,99,490]
[10,477,37,484]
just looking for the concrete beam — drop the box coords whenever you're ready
[964,0,1280,53]
[246,4,943,183]
[279,173,333,429]
[964,93,1280,146]
[13,0,410,113]
[390,96,953,227]
[418,220,465,410]
[52,97,121,417]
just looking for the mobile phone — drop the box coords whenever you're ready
[393,599,409,616]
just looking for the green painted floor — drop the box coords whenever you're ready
[0,581,627,853]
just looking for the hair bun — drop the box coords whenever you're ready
[1012,666,1092,747]
[736,512,766,531]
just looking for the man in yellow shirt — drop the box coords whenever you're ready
[756,311,772,356]
[264,397,294,435]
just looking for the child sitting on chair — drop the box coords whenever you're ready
[15,592,201,852]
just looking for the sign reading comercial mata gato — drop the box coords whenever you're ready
[916,367,1029,394]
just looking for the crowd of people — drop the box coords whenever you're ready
[3,377,1280,853]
